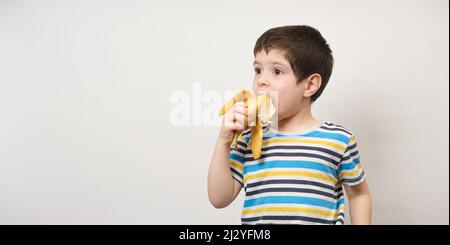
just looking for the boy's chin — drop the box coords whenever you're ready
[276,112,287,121]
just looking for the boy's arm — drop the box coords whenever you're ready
[208,101,247,209]
[344,179,372,225]
[207,139,242,208]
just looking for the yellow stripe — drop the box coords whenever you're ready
[244,171,337,185]
[230,160,243,172]
[243,206,345,218]
[263,138,346,151]
[339,164,362,178]
[349,134,356,143]
[238,134,245,141]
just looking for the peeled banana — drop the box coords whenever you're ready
[219,89,275,159]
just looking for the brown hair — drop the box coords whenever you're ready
[254,25,334,102]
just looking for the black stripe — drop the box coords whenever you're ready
[350,150,359,158]
[325,122,345,129]
[242,125,270,137]
[347,142,357,151]
[324,123,350,135]
[242,223,288,225]
[335,218,345,224]
[241,129,253,136]
[249,145,343,158]
[230,167,243,180]
[342,140,357,154]
[246,187,338,199]
[341,154,352,162]
[237,148,246,155]
[236,140,247,148]
[232,175,244,187]
[324,122,340,127]
[242,215,334,225]
[245,179,336,192]
[244,152,339,166]
[320,125,351,135]
[231,145,246,155]
[341,150,359,162]
[336,192,344,199]
[341,171,365,184]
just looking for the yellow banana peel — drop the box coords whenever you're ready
[219,89,275,159]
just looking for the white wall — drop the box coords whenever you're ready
[0,0,448,224]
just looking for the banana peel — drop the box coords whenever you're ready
[219,89,275,159]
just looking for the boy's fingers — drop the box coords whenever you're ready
[224,113,245,129]
[233,103,248,116]
[224,104,247,122]
[223,114,244,129]
[234,113,246,125]
[231,121,245,131]
[233,101,247,107]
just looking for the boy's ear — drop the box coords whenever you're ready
[303,73,322,98]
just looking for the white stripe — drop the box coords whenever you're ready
[245,174,337,186]
[316,127,352,138]
[249,138,347,154]
[263,135,347,146]
[248,146,342,162]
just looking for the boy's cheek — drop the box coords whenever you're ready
[274,98,285,118]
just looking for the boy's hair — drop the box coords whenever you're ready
[254,25,334,102]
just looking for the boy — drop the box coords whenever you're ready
[207,25,371,225]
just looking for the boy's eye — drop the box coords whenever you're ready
[274,69,283,75]
[254,68,262,74]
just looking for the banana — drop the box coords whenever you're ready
[250,119,263,159]
[219,90,275,159]
[219,89,250,116]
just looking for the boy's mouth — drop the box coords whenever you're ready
[256,91,278,125]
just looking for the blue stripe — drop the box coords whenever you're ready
[302,131,349,144]
[338,162,357,171]
[230,152,244,163]
[337,156,361,173]
[268,131,348,144]
[244,196,338,209]
[337,198,345,207]
[243,160,337,177]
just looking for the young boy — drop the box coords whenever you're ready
[208,25,371,225]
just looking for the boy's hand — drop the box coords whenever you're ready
[218,101,248,146]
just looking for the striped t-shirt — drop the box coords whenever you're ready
[229,120,366,225]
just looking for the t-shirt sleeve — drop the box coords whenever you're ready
[337,132,366,186]
[229,133,247,187]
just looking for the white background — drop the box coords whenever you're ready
[0,0,448,224]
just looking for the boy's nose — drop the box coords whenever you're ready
[257,78,270,88]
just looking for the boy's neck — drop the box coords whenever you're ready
[277,102,321,133]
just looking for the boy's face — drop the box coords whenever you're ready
[252,49,308,121]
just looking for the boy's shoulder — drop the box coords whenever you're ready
[321,120,358,144]
[321,120,353,135]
